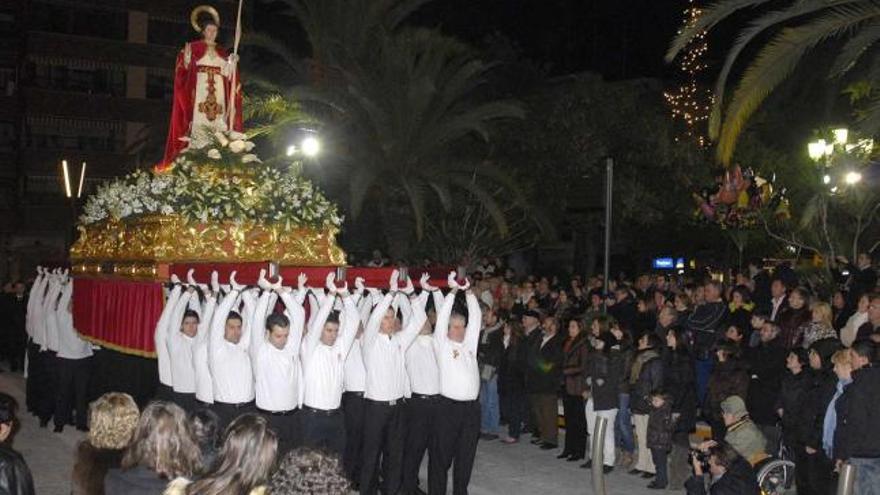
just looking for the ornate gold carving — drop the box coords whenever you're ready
[70,214,346,268]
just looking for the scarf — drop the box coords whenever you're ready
[822,377,851,458]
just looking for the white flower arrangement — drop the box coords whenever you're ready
[78,133,343,229]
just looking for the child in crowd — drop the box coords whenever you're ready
[646,390,673,490]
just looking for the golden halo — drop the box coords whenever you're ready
[190,5,220,33]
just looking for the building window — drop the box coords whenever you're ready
[146,72,173,100]
[147,19,189,47]
[30,3,127,40]
[24,118,124,153]
[29,63,126,97]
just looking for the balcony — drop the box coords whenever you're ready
[27,31,177,69]
[24,88,169,124]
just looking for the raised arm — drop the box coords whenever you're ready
[337,293,360,355]
[155,284,182,372]
[209,286,241,355]
[249,289,273,357]
[464,289,482,354]
[278,288,305,357]
[396,292,428,351]
[433,290,456,347]
[197,292,217,343]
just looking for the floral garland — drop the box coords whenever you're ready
[80,131,342,229]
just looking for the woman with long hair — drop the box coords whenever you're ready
[559,319,589,461]
[802,302,838,349]
[663,328,696,487]
[104,402,201,495]
[168,413,278,495]
[73,392,139,495]
[499,320,528,444]
[778,287,812,349]
[726,286,755,344]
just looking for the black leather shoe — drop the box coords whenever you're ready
[641,472,655,479]
[530,438,542,445]
[566,455,583,462]
[580,460,592,469]
[647,481,667,489]
[39,418,49,428]
[556,452,571,459]
[53,425,63,433]
[603,466,614,474]
[539,442,558,450]
[628,468,642,475]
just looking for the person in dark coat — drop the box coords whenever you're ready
[629,333,665,476]
[646,391,674,489]
[685,442,760,495]
[686,281,728,407]
[705,341,750,442]
[748,258,772,316]
[558,319,589,461]
[0,393,35,495]
[793,338,842,495]
[725,286,754,345]
[498,320,529,443]
[777,287,811,350]
[745,321,786,454]
[831,290,853,333]
[1,282,27,372]
[775,349,810,456]
[609,287,638,335]
[583,329,623,471]
[525,315,564,449]
[663,328,696,488]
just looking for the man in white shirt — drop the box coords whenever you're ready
[52,274,93,433]
[250,270,306,454]
[36,269,63,428]
[209,271,255,429]
[359,271,427,495]
[342,278,371,486]
[24,268,49,419]
[401,274,443,495]
[429,273,481,495]
[300,273,359,455]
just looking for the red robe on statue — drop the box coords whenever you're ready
[157,40,243,172]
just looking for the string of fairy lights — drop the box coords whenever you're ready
[664,0,714,146]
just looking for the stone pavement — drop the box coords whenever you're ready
[2,371,680,494]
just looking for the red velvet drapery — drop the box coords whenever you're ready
[72,277,165,357]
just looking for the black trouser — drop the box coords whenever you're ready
[402,394,441,493]
[211,400,255,431]
[25,340,40,413]
[651,448,669,487]
[343,392,366,483]
[795,447,834,495]
[429,398,480,495]
[301,406,345,454]
[562,393,586,458]
[260,408,300,455]
[154,383,174,402]
[54,356,92,429]
[499,389,527,439]
[5,328,26,372]
[169,390,197,413]
[359,399,405,495]
[35,350,58,423]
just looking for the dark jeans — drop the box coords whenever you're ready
[34,350,58,423]
[402,395,440,493]
[795,448,833,495]
[54,356,92,429]
[260,409,300,455]
[429,398,480,495]
[562,394,586,458]
[651,448,669,487]
[500,389,527,439]
[211,400,255,432]
[169,390,197,413]
[359,401,404,495]
[301,407,345,455]
[342,392,366,482]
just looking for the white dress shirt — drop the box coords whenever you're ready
[42,279,62,352]
[251,289,305,412]
[301,291,360,410]
[26,273,48,341]
[771,295,787,321]
[55,283,92,360]
[363,293,427,402]
[344,338,367,393]
[434,290,481,401]
[406,334,440,395]
[154,285,181,387]
[168,291,215,394]
[194,340,213,403]
[209,289,255,404]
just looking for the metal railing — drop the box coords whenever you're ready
[837,462,855,495]
[590,416,608,495]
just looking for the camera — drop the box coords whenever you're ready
[690,449,710,472]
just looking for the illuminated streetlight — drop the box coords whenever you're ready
[822,174,831,185]
[808,139,828,161]
[301,136,320,157]
[844,171,863,185]
[833,128,849,145]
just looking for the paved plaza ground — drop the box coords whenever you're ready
[2,372,681,494]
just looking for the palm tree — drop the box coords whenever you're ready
[667,0,880,164]
[247,0,527,256]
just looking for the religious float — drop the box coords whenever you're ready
[68,6,445,362]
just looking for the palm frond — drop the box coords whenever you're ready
[446,176,509,237]
[717,3,880,163]
[830,20,880,75]
[666,0,774,61]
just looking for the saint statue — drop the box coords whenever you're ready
[159,6,243,170]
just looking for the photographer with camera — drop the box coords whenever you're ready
[685,442,759,495]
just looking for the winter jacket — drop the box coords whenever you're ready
[686,301,728,359]
[777,306,811,350]
[726,306,753,342]
[630,348,664,415]
[561,333,589,396]
[477,324,505,377]
[776,370,810,447]
[799,368,838,451]
[706,359,750,427]
[664,346,697,434]
[498,335,527,396]
[615,340,635,395]
[72,442,124,495]
[647,401,673,451]
[525,331,564,394]
[833,365,880,460]
[685,456,760,495]
[0,444,34,495]
[724,417,768,465]
[609,297,638,331]
[745,338,786,426]
[587,348,624,411]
